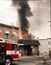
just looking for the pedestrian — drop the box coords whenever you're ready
[42,52,49,64]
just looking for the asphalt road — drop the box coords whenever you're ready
[1,56,51,65]
[13,56,51,65]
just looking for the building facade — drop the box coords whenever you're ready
[39,38,51,56]
[18,29,40,56]
[0,23,19,43]
[18,39,40,56]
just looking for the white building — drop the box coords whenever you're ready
[39,38,51,55]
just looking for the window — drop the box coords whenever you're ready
[12,32,17,40]
[4,31,10,39]
[4,33,9,39]
[12,34,16,40]
[2,44,5,50]
[12,44,17,50]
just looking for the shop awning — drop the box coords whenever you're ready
[18,39,40,46]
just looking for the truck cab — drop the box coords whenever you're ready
[0,38,20,65]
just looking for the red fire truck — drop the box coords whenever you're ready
[0,40,20,65]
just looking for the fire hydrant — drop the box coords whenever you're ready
[42,52,49,64]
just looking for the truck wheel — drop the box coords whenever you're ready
[5,58,12,65]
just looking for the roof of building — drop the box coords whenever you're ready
[0,23,19,30]
[18,39,40,46]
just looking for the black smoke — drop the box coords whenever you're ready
[12,0,32,33]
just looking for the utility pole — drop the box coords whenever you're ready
[48,21,51,57]
[49,21,51,38]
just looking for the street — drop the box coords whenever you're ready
[0,56,51,65]
[13,56,51,65]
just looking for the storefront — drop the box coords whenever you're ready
[18,39,40,56]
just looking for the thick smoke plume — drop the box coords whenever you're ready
[12,0,32,34]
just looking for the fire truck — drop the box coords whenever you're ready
[0,39,20,65]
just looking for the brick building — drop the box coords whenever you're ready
[0,23,40,56]
[0,23,19,43]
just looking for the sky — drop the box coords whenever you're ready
[0,0,50,39]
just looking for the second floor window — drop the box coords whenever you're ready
[12,32,17,40]
[12,34,16,40]
[4,33,9,39]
